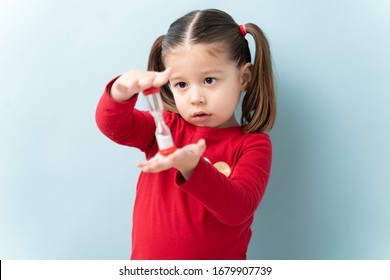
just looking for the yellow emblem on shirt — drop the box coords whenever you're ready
[204,158,231,177]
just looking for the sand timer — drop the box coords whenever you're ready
[143,87,176,156]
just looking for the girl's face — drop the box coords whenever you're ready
[164,43,252,129]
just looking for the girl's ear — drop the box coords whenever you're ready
[240,63,253,90]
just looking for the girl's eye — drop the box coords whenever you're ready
[175,82,187,89]
[204,77,216,85]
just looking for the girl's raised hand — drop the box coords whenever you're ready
[136,139,207,181]
[110,68,171,102]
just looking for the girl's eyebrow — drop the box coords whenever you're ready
[200,70,223,75]
[169,75,184,81]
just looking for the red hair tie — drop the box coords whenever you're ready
[239,24,247,36]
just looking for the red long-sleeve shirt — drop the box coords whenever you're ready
[95,78,272,259]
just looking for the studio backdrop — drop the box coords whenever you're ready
[1,0,389,259]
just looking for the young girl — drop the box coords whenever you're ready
[96,9,276,260]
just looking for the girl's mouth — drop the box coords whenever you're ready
[191,112,211,122]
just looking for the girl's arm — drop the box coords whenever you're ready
[177,135,272,227]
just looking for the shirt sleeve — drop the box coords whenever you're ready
[176,135,272,227]
[95,76,156,153]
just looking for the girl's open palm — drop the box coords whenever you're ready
[137,139,206,180]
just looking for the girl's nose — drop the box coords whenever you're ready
[190,89,206,105]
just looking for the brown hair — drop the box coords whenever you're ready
[148,9,276,133]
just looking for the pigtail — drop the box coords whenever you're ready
[241,23,276,133]
[147,35,178,113]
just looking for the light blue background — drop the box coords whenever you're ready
[1,0,389,259]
